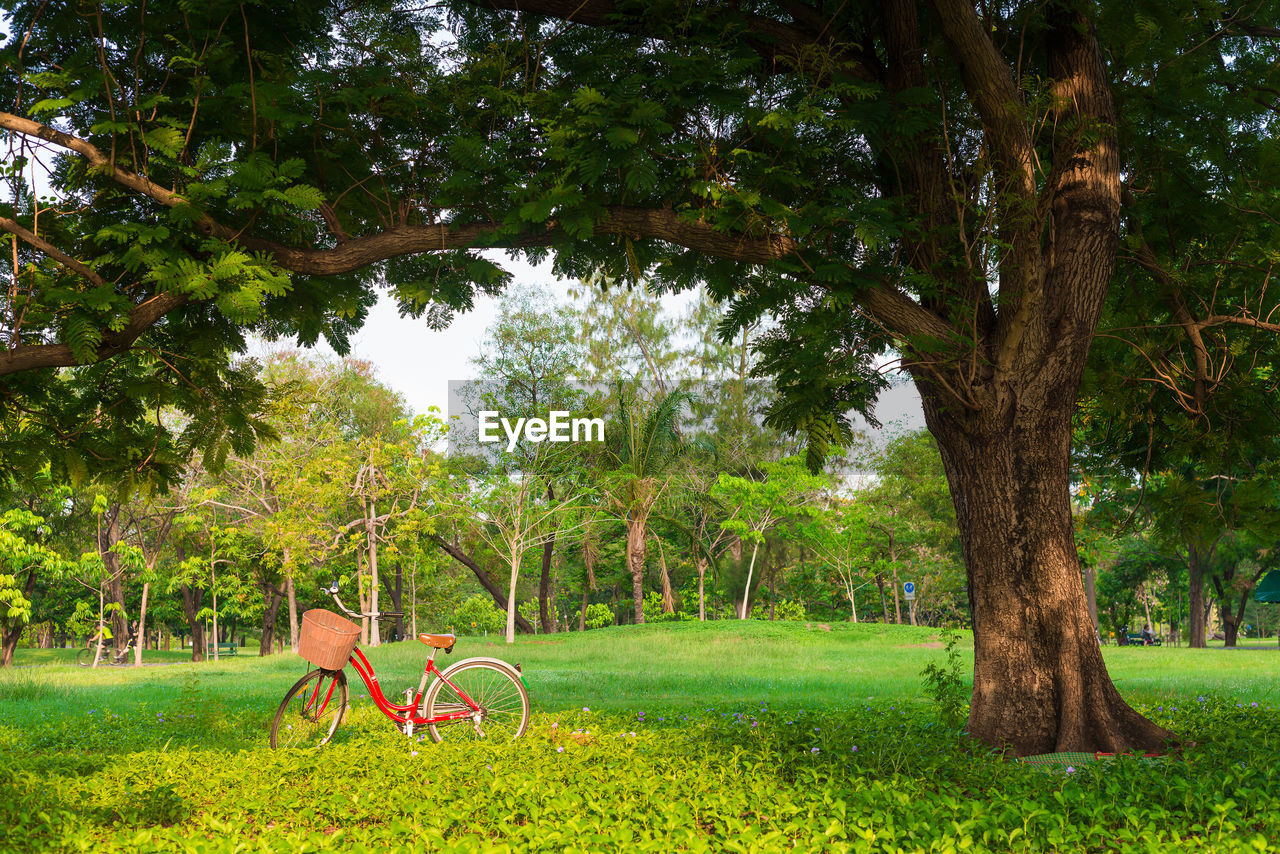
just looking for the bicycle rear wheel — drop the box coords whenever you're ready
[424,660,529,743]
[270,669,348,749]
[76,648,96,667]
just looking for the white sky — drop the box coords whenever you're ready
[258,254,926,439]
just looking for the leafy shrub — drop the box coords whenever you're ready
[642,591,686,623]
[920,629,969,729]
[749,599,807,621]
[453,595,504,635]
[584,603,613,630]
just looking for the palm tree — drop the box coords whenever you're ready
[602,385,689,624]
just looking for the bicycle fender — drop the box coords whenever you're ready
[439,657,530,693]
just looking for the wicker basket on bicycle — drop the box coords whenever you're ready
[298,609,360,670]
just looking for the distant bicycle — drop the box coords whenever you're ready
[77,635,134,667]
[269,581,530,749]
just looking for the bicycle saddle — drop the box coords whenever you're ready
[418,633,456,650]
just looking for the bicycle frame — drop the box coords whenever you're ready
[304,645,480,731]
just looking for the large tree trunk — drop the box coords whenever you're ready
[925,397,1176,755]
[883,3,1174,755]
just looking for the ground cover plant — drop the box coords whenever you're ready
[3,623,1279,852]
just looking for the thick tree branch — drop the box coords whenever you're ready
[927,0,1034,203]
[0,216,108,288]
[1,111,959,366]
[0,291,188,376]
[426,533,535,634]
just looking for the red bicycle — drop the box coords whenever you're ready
[270,583,530,748]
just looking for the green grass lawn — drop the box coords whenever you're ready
[2,621,1278,852]
[12,647,200,667]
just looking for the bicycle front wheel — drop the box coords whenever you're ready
[76,648,95,667]
[270,669,348,749]
[425,660,529,743]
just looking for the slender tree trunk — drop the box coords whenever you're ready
[739,541,761,619]
[367,495,380,647]
[132,581,150,667]
[505,544,526,644]
[1187,544,1209,649]
[696,558,708,621]
[391,562,405,641]
[98,504,130,656]
[890,554,902,625]
[875,573,889,623]
[766,542,776,620]
[539,484,557,631]
[0,569,36,666]
[627,511,649,624]
[180,584,205,663]
[356,549,370,646]
[428,534,536,633]
[260,583,283,655]
[286,573,299,652]
[1141,584,1153,637]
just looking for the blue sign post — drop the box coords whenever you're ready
[904,581,915,600]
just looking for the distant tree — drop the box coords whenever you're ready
[600,386,690,624]
[713,457,828,619]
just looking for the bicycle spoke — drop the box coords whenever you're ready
[426,662,528,743]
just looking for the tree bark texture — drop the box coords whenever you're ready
[260,582,283,655]
[627,511,648,624]
[1187,543,1209,648]
[925,395,1176,755]
[97,504,130,656]
[540,485,557,632]
[1083,564,1099,633]
[180,584,205,662]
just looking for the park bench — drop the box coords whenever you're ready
[214,642,238,657]
[1125,633,1162,646]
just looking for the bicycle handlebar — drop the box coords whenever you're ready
[321,581,403,621]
